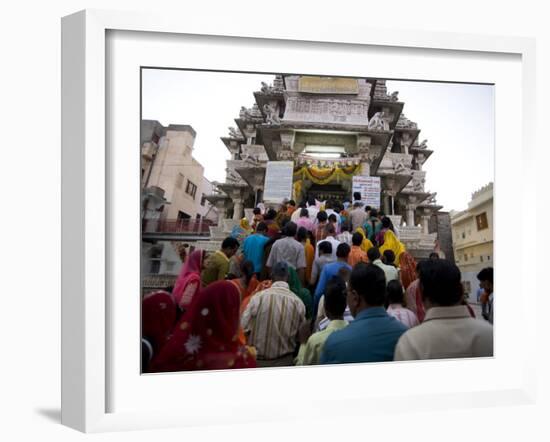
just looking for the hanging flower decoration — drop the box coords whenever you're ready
[293,163,361,185]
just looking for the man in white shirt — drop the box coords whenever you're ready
[315,223,341,260]
[394,259,493,360]
[367,247,399,285]
[350,201,368,231]
[266,221,306,283]
[305,196,319,224]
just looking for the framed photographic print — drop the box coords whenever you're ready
[62,9,537,433]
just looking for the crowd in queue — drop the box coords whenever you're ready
[142,192,494,372]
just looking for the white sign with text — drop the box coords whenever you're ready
[263,161,294,203]
[352,175,381,208]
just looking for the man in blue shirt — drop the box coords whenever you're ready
[242,222,270,275]
[320,262,407,364]
[314,243,352,316]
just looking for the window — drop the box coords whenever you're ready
[480,256,484,262]
[200,194,206,206]
[176,173,184,189]
[461,232,465,239]
[177,210,191,221]
[476,212,489,230]
[464,254,468,262]
[185,180,197,199]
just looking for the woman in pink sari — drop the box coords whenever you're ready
[172,249,204,313]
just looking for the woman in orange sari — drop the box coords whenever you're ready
[399,251,417,290]
[149,281,257,372]
[297,227,315,285]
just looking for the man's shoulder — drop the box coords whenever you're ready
[324,321,359,346]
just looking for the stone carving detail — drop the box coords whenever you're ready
[241,145,268,164]
[396,113,418,130]
[226,168,244,184]
[260,77,284,95]
[272,75,284,92]
[413,177,426,192]
[263,103,281,124]
[284,97,370,125]
[277,150,294,161]
[373,79,390,100]
[427,192,437,204]
[240,104,263,120]
[368,111,390,131]
[390,91,399,101]
[392,155,411,175]
[228,127,242,138]
[418,139,428,149]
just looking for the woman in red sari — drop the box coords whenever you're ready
[172,249,204,313]
[142,290,177,354]
[149,281,257,372]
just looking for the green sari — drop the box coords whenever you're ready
[287,266,313,319]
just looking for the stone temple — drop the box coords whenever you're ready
[197,75,443,259]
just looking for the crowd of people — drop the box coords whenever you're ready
[142,192,494,372]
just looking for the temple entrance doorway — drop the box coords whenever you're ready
[303,183,349,204]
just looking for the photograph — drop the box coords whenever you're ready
[140,70,495,373]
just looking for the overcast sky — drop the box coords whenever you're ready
[142,69,494,212]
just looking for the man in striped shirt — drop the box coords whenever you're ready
[241,261,306,366]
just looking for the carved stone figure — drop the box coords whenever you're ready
[368,111,390,131]
[261,82,270,93]
[263,103,281,124]
[228,127,241,138]
[427,192,437,204]
[418,139,428,149]
[413,178,425,192]
[390,91,399,101]
[226,168,242,184]
[272,75,284,92]
[393,157,408,174]
[239,106,247,118]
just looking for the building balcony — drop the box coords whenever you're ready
[142,218,216,236]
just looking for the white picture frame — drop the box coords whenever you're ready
[61,9,537,433]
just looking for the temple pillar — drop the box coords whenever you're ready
[421,215,430,234]
[357,135,372,176]
[233,199,244,221]
[215,200,226,226]
[383,191,391,214]
[406,204,416,227]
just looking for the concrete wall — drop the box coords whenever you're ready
[451,186,493,296]
[197,177,219,222]
[146,127,205,221]
[429,211,455,262]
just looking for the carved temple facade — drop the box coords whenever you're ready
[201,75,443,258]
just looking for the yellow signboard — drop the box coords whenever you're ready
[298,76,359,94]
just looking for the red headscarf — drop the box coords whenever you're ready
[142,290,177,353]
[172,249,203,311]
[149,281,256,372]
